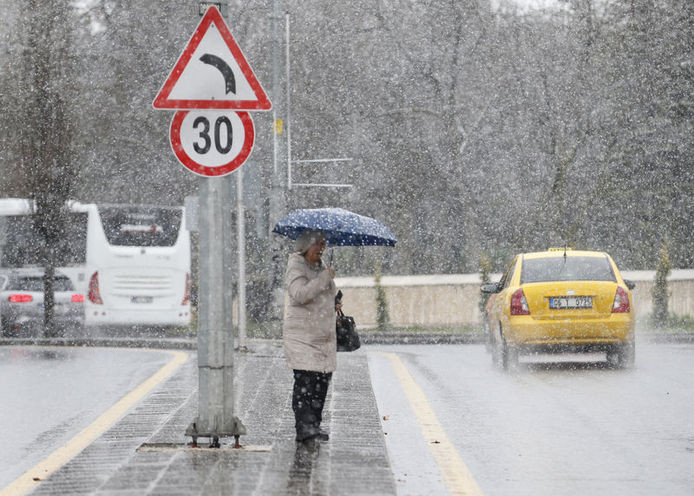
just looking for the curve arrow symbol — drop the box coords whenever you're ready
[200,53,236,95]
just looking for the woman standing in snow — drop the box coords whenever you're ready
[283,229,338,447]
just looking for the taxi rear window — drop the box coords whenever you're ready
[521,256,616,284]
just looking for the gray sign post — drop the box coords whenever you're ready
[154,3,270,447]
[186,176,245,448]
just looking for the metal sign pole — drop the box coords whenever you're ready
[164,2,265,445]
[186,167,245,448]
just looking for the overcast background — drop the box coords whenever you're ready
[0,0,691,279]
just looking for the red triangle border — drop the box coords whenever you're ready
[153,6,272,111]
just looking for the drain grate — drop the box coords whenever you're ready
[138,442,272,452]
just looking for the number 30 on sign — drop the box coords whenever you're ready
[169,110,254,177]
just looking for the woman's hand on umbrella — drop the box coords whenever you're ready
[326,265,335,278]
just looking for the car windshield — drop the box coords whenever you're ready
[10,276,74,292]
[521,256,616,284]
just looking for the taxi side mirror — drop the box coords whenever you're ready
[481,282,502,294]
[624,280,636,290]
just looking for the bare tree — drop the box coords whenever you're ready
[10,1,79,337]
[2,0,690,282]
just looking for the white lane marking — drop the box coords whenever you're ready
[0,348,188,496]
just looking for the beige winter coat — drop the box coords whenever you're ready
[283,253,338,372]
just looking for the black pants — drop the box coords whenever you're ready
[292,370,332,441]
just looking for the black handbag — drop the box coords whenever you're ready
[336,308,361,352]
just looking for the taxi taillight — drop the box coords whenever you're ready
[510,289,530,315]
[8,294,32,303]
[72,294,85,303]
[612,286,630,313]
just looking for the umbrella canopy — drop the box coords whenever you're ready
[272,208,397,247]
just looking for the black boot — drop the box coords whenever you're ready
[297,435,320,452]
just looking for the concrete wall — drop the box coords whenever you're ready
[621,270,694,318]
[333,270,694,328]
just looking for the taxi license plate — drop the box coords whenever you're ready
[549,296,592,309]
[131,296,153,304]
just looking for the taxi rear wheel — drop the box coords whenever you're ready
[494,325,518,371]
[607,342,635,369]
[618,341,635,368]
[501,341,519,371]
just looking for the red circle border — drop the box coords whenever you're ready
[170,110,255,177]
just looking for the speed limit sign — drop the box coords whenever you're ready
[169,109,254,177]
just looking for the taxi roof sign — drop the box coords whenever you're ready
[153,6,271,111]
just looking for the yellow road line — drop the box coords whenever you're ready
[375,351,485,496]
[0,348,189,496]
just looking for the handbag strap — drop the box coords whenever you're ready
[336,308,345,318]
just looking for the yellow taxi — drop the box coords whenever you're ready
[481,249,635,369]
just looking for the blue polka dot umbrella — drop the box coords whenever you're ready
[272,208,397,247]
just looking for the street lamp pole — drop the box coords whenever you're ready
[267,0,287,331]
[286,12,292,190]
[236,169,247,347]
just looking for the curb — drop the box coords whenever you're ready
[1,333,692,349]
[360,332,486,345]
[0,336,198,349]
[641,333,694,344]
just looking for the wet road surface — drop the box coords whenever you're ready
[4,343,394,496]
[0,346,172,488]
[369,342,694,496]
[2,342,691,495]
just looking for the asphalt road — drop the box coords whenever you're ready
[368,342,694,496]
[2,342,692,496]
[0,346,172,489]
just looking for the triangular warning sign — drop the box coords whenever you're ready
[153,6,271,111]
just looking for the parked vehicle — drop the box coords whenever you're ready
[0,269,85,337]
[0,199,191,330]
[481,248,636,369]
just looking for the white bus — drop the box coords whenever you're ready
[0,199,191,330]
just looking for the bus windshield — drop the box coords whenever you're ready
[98,205,182,247]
